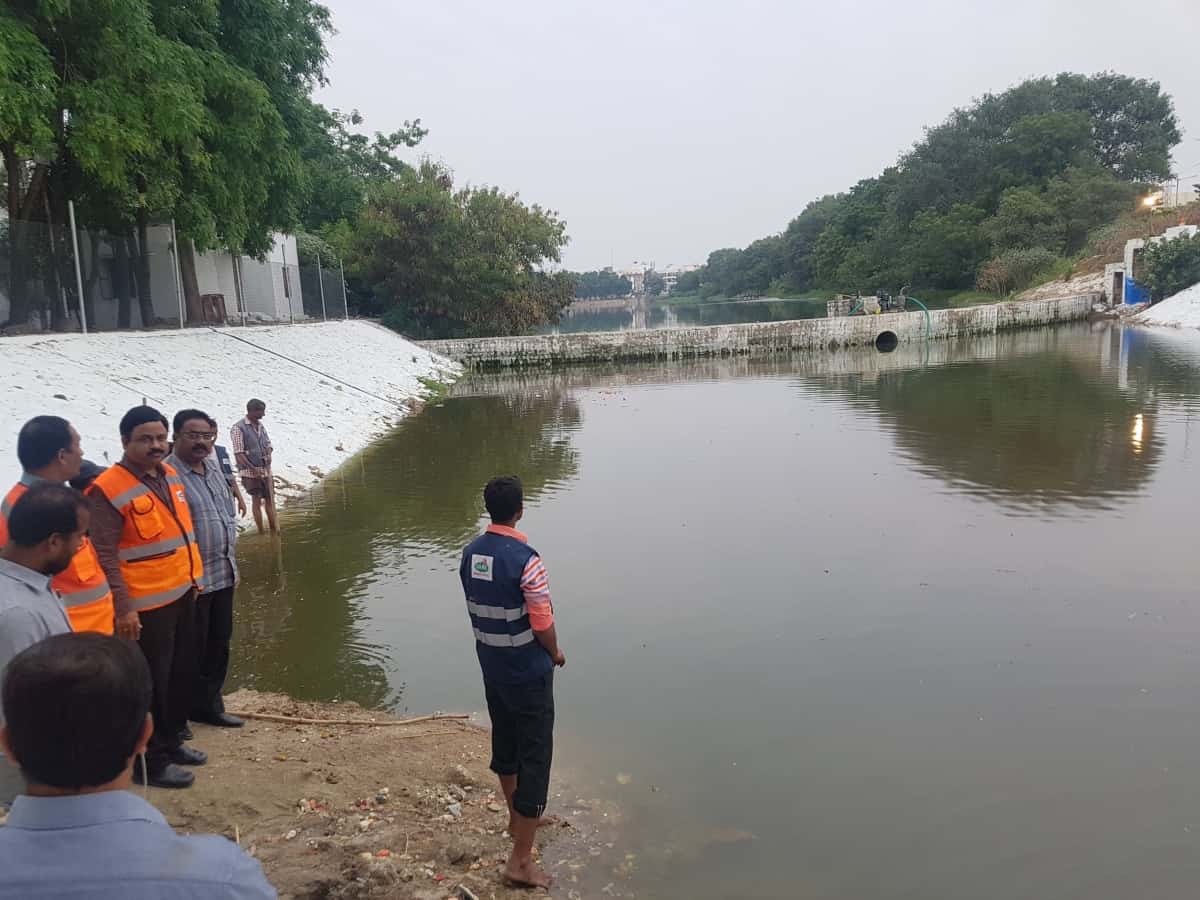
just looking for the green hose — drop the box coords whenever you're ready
[903,295,934,340]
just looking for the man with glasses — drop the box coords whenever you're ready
[167,411,244,731]
[87,406,206,789]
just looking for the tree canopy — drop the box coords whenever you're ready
[330,160,573,339]
[682,73,1178,300]
[573,270,633,299]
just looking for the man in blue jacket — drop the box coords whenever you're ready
[460,475,565,889]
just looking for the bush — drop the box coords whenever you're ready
[976,248,1061,297]
[1142,233,1200,301]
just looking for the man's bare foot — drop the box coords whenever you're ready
[504,856,553,889]
[508,813,561,836]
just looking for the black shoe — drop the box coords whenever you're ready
[134,763,195,789]
[194,712,244,728]
[169,745,208,767]
[179,725,194,742]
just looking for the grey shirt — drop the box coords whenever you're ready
[0,557,72,805]
[166,454,238,593]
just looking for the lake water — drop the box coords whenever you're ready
[231,322,1200,899]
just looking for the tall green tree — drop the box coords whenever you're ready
[331,160,572,338]
[684,72,1179,300]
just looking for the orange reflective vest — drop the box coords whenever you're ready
[89,462,203,613]
[0,475,113,635]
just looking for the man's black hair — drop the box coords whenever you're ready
[247,398,266,412]
[172,408,212,435]
[2,633,152,790]
[119,405,168,440]
[484,475,524,524]
[6,484,86,548]
[68,460,106,492]
[16,416,73,471]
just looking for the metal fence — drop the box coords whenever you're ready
[0,216,348,334]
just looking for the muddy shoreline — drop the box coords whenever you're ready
[150,690,628,899]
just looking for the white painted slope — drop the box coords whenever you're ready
[1135,282,1200,329]
[0,321,459,501]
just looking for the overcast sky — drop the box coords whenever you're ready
[316,0,1200,271]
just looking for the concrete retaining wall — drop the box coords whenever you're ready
[424,294,1099,369]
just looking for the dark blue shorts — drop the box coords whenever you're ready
[484,671,554,819]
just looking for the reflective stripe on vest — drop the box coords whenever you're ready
[473,627,536,648]
[126,584,191,613]
[107,483,151,509]
[118,533,195,562]
[90,463,201,613]
[467,600,529,622]
[59,581,113,608]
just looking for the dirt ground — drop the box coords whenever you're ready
[151,690,628,900]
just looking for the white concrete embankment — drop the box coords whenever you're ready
[0,321,459,499]
[424,295,1098,368]
[1134,283,1200,329]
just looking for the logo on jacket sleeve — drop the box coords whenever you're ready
[471,554,494,582]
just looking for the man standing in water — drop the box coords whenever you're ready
[459,476,565,889]
[231,399,276,534]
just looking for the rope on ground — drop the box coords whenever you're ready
[210,327,408,409]
[224,710,471,727]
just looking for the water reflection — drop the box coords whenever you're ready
[804,325,1164,514]
[230,389,583,706]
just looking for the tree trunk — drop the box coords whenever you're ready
[44,186,72,331]
[2,149,43,327]
[114,237,133,329]
[134,210,155,327]
[83,231,102,329]
[178,237,203,324]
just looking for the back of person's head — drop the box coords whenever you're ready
[172,408,213,435]
[119,405,168,440]
[2,633,152,790]
[16,416,73,471]
[6,484,86,548]
[484,475,524,524]
[68,460,106,492]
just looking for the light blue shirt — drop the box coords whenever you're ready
[0,790,276,899]
[0,557,72,805]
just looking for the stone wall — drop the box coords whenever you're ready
[424,294,1098,369]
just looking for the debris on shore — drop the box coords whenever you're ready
[151,690,630,899]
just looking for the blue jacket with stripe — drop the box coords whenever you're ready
[460,531,553,685]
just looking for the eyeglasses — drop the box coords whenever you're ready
[181,432,218,442]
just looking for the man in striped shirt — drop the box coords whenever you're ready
[459,476,565,890]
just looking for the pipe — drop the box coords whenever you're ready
[67,201,88,334]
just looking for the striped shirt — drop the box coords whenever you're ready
[486,525,554,630]
[166,454,238,594]
[230,418,272,473]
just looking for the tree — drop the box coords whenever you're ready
[687,72,1180,298]
[1141,234,1200,301]
[574,270,632,299]
[0,0,337,328]
[333,160,572,338]
[986,187,1065,253]
[977,248,1060,297]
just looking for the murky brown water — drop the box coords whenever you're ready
[232,322,1200,899]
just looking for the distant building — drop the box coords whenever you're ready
[659,263,701,295]
[1104,224,1200,306]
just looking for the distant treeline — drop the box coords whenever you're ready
[678,73,1180,300]
[573,270,633,299]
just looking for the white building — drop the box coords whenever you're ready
[1103,224,1200,306]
